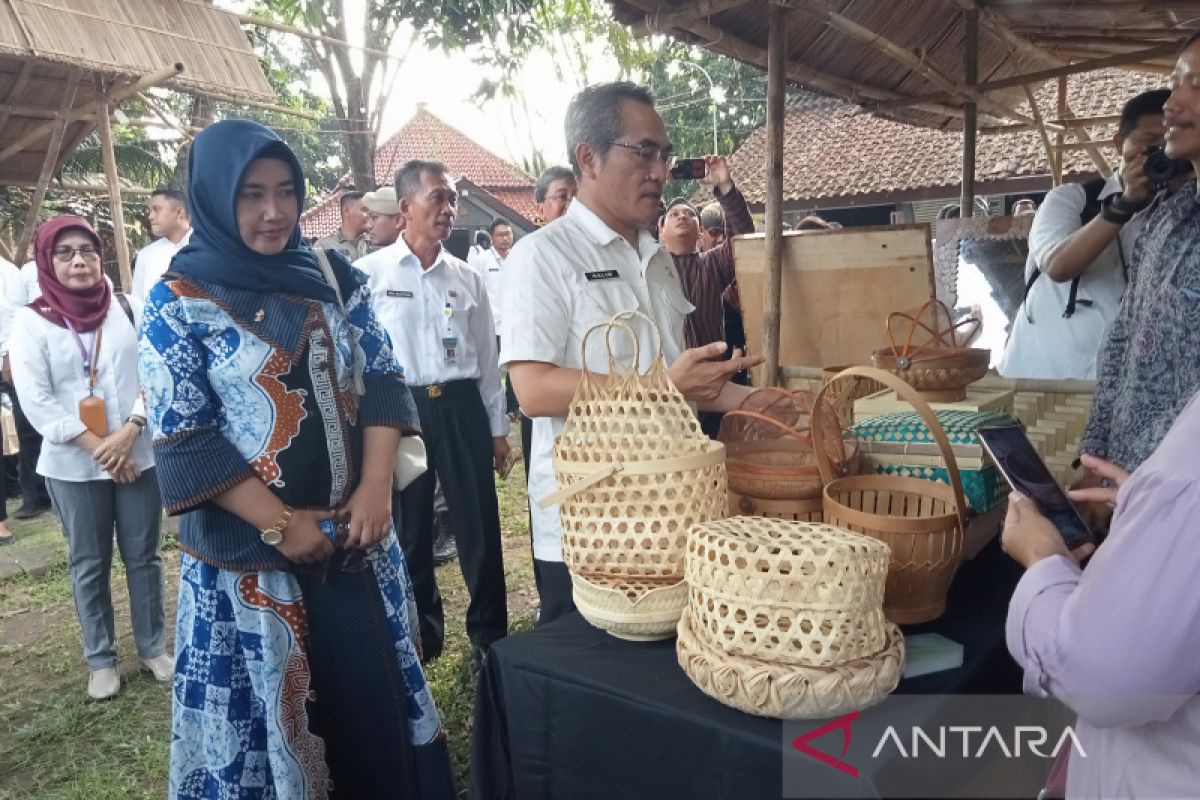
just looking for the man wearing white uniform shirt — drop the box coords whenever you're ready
[501,82,761,622]
[358,159,509,668]
[130,188,191,301]
[999,89,1175,379]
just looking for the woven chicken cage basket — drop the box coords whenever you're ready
[812,367,967,625]
[685,517,893,667]
[540,311,727,638]
[870,300,989,402]
[719,389,858,523]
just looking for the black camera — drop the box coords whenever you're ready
[1143,145,1193,188]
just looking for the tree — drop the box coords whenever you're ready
[248,0,561,189]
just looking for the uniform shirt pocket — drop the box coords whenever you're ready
[576,279,642,371]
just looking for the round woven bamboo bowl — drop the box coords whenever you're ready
[870,347,990,402]
[676,610,904,719]
[685,517,893,666]
[812,367,966,625]
[571,573,689,641]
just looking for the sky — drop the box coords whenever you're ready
[221,1,625,169]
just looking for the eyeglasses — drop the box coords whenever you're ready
[608,141,676,169]
[52,245,100,262]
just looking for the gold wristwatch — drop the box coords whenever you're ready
[260,504,293,546]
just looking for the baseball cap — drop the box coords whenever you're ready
[362,187,400,215]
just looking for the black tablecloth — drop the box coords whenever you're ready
[469,539,1026,800]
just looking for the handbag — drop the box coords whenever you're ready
[312,248,428,491]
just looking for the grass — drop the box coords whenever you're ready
[0,462,535,798]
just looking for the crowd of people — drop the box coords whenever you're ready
[2,30,1200,798]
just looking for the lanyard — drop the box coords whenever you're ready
[63,318,103,391]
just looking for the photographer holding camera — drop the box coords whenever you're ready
[999,89,1181,381]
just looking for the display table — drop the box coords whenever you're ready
[469,539,1026,800]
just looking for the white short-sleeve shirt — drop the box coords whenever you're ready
[998,174,1141,380]
[356,236,506,437]
[500,199,694,562]
[131,229,191,301]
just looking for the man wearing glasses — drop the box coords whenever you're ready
[501,81,761,623]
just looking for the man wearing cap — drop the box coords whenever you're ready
[698,201,725,251]
[361,186,404,252]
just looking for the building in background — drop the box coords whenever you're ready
[301,108,536,259]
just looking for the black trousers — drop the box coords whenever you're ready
[533,558,574,625]
[8,384,48,508]
[395,380,507,656]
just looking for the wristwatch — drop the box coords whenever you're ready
[260,504,293,546]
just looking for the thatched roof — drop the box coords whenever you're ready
[0,0,274,187]
[606,0,1196,130]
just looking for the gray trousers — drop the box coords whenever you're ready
[46,468,166,669]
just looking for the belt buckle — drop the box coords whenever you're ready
[427,384,443,399]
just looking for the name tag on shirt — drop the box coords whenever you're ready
[585,270,619,282]
[387,290,414,298]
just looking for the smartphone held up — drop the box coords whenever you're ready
[670,158,707,181]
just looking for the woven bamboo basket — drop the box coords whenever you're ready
[685,517,893,667]
[571,573,690,641]
[720,388,858,498]
[819,366,886,427]
[677,611,904,720]
[869,300,989,402]
[812,367,967,625]
[539,311,727,636]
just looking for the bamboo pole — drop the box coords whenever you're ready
[799,0,1039,127]
[94,75,132,293]
[1022,84,1061,186]
[1056,75,1067,184]
[0,64,184,167]
[1060,106,1114,177]
[632,0,753,36]
[864,43,1179,113]
[763,1,786,387]
[961,9,978,218]
[0,62,36,133]
[14,71,81,264]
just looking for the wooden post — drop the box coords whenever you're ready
[960,8,978,218]
[94,75,133,292]
[763,1,787,387]
[15,71,81,264]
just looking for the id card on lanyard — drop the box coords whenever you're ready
[442,299,458,367]
[65,318,107,436]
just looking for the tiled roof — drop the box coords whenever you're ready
[729,69,1168,207]
[301,108,535,238]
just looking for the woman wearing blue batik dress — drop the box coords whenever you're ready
[138,119,454,799]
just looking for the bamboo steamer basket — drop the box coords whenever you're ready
[676,611,904,720]
[870,300,989,402]
[811,367,967,625]
[539,311,727,637]
[685,517,893,667]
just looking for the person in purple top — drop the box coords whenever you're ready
[1003,392,1200,797]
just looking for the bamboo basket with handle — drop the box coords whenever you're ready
[540,310,727,638]
[811,367,966,625]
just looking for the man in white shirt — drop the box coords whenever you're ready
[501,82,761,623]
[358,159,509,666]
[999,89,1173,379]
[476,218,519,419]
[131,188,192,301]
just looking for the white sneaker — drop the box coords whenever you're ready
[141,654,174,682]
[87,667,121,700]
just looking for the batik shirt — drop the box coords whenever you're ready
[1080,180,1200,470]
[139,270,418,570]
